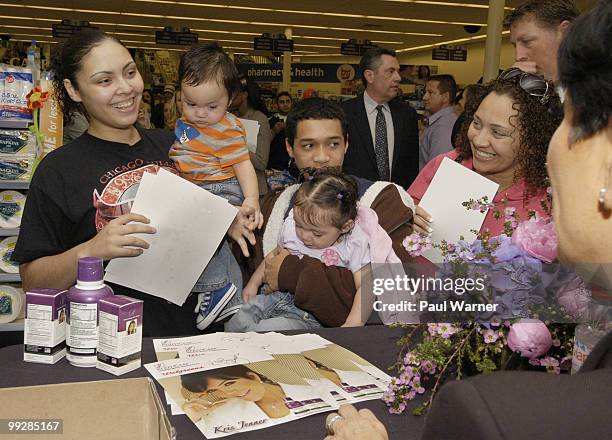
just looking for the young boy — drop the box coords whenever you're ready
[169,43,263,330]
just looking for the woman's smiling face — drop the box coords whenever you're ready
[204,372,266,402]
[468,92,521,183]
[67,38,144,131]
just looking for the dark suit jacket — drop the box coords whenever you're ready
[421,330,612,440]
[341,94,419,189]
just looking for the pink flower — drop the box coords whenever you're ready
[427,323,439,335]
[507,320,553,359]
[403,352,418,365]
[437,323,460,339]
[421,360,437,374]
[512,217,557,263]
[555,277,591,319]
[483,329,499,344]
[321,248,340,266]
[539,356,559,367]
[402,232,432,257]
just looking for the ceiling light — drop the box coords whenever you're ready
[397,30,510,53]
[383,1,514,11]
[128,0,486,28]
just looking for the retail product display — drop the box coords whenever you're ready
[0,190,26,228]
[0,236,19,273]
[0,284,24,324]
[23,288,67,364]
[0,65,33,121]
[66,257,114,368]
[97,295,144,376]
[0,130,37,155]
[26,40,41,86]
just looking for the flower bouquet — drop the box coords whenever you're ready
[385,197,589,416]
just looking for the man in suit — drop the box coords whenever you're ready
[341,48,419,189]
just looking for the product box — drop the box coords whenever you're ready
[23,288,67,364]
[0,377,174,440]
[0,154,35,181]
[97,295,144,376]
[0,129,37,155]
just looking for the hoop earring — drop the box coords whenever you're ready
[599,188,608,205]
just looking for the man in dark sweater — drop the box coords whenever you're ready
[226,98,415,328]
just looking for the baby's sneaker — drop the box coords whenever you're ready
[195,284,236,330]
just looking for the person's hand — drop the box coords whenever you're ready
[324,404,388,440]
[242,196,264,229]
[182,398,226,423]
[341,316,364,327]
[263,247,290,292]
[242,281,259,303]
[413,205,433,236]
[228,206,257,257]
[511,61,538,74]
[80,213,156,261]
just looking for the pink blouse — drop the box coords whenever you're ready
[408,150,550,236]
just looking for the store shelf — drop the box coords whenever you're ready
[0,228,19,237]
[0,181,29,190]
[0,273,20,282]
[0,120,31,129]
[0,318,24,332]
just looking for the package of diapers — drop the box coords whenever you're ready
[0,190,26,228]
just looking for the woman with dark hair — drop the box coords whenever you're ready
[409,72,563,236]
[180,364,291,421]
[12,29,255,337]
[231,74,272,195]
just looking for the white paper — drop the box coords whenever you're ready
[238,117,260,153]
[419,157,499,263]
[144,348,274,381]
[104,169,238,305]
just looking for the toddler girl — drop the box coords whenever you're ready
[240,170,401,329]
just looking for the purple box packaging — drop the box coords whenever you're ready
[96,295,144,376]
[23,288,67,364]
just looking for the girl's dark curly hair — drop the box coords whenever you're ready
[454,76,563,196]
[50,29,124,126]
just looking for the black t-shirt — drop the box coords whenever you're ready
[14,127,200,337]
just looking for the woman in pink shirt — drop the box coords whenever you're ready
[409,70,563,237]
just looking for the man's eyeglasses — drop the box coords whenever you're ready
[497,68,552,105]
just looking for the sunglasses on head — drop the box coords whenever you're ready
[497,68,551,105]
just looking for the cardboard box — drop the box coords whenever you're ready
[0,377,174,440]
[97,295,144,376]
[24,288,67,364]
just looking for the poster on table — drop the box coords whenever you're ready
[145,347,336,438]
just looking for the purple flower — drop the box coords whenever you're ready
[491,235,523,262]
[427,323,439,336]
[554,275,591,319]
[490,318,502,327]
